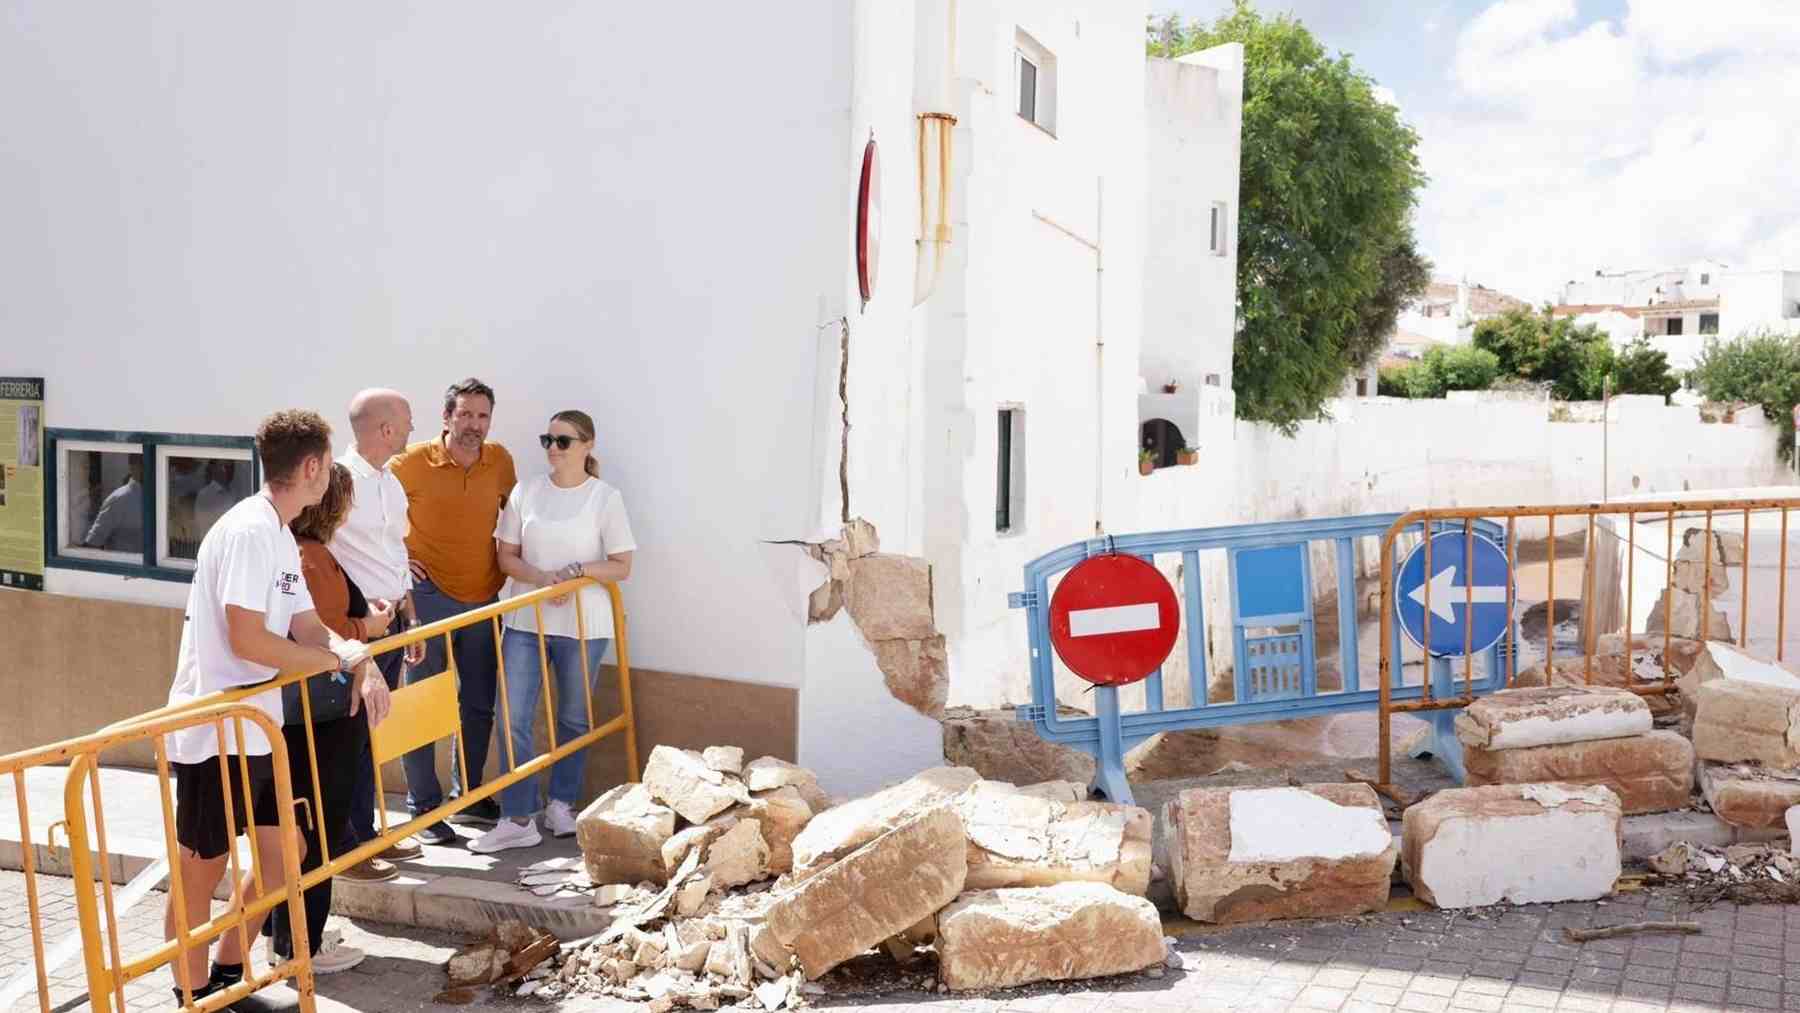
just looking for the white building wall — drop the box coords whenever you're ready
[1142,46,1242,396]
[927,0,1150,711]
[1,2,858,691]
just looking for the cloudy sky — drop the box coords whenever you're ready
[1160,0,1800,303]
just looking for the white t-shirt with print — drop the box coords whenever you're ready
[497,475,636,641]
[165,495,316,763]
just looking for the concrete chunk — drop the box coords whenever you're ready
[1161,784,1396,924]
[644,745,752,825]
[1402,783,1622,908]
[1462,730,1694,815]
[577,784,677,886]
[765,807,968,980]
[955,781,1152,896]
[789,766,979,879]
[935,883,1165,991]
[1453,686,1651,751]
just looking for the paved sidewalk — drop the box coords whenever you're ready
[8,867,1800,1013]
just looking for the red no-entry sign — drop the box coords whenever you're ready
[1048,554,1180,687]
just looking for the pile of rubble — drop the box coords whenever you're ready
[444,920,561,1001]
[1645,840,1800,905]
[517,747,1167,1009]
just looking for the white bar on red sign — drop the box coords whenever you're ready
[1068,602,1160,637]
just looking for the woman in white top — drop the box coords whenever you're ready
[472,410,636,853]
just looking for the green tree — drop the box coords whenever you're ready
[1471,307,1622,400]
[1608,338,1680,399]
[1424,345,1500,392]
[1691,331,1800,462]
[1471,308,1550,379]
[1377,361,1439,399]
[1150,2,1427,433]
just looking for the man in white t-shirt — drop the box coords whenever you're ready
[161,410,392,1004]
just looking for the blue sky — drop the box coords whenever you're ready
[1157,1,1800,302]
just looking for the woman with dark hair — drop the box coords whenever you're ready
[472,411,636,852]
[264,462,399,972]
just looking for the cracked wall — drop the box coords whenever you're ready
[805,518,948,721]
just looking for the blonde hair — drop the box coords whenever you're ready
[551,410,600,478]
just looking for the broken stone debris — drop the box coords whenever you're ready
[1690,675,1800,768]
[940,705,1099,786]
[702,745,744,775]
[766,806,969,980]
[1161,783,1397,924]
[1697,762,1800,829]
[954,779,1152,895]
[643,745,752,825]
[1453,686,1652,752]
[934,882,1166,991]
[578,783,678,886]
[1461,729,1694,815]
[553,749,1172,1003]
[1402,783,1622,909]
[445,920,559,990]
[1645,587,1734,643]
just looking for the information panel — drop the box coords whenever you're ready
[0,377,45,590]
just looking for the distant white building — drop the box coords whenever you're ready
[1553,261,1800,370]
[1344,279,1529,397]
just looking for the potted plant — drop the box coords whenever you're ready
[1176,444,1199,466]
[1161,379,1180,394]
[1138,448,1156,476]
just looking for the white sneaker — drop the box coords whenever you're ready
[469,817,541,853]
[544,800,578,839]
[263,929,365,974]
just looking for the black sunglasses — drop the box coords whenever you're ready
[538,434,579,450]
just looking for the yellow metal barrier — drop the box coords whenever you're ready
[0,576,636,1012]
[1373,497,1800,795]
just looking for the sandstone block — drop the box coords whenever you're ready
[941,708,1097,786]
[1453,686,1651,751]
[844,554,934,640]
[1698,763,1800,829]
[1672,559,1730,596]
[661,820,733,880]
[732,786,813,875]
[790,766,979,879]
[1679,527,1745,567]
[954,781,1152,896]
[643,745,751,825]
[1462,730,1694,815]
[1161,784,1396,924]
[577,784,677,886]
[1645,588,1733,643]
[1692,678,1800,767]
[935,883,1165,991]
[1402,783,1622,908]
[1677,641,1800,731]
[1510,648,1680,717]
[765,807,968,980]
[706,819,771,890]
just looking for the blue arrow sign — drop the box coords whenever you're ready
[1395,531,1513,657]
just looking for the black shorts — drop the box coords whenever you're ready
[173,754,281,860]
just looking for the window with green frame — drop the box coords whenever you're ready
[46,429,261,582]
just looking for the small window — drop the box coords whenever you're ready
[1014,29,1057,135]
[1699,313,1719,335]
[1209,202,1229,256]
[1700,273,1710,285]
[48,429,259,581]
[996,407,1026,534]
[1666,317,1684,336]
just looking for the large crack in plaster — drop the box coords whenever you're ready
[802,518,948,721]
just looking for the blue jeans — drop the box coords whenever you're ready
[400,578,499,817]
[497,628,610,819]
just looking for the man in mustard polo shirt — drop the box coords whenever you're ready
[392,378,516,842]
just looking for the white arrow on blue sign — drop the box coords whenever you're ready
[1395,531,1514,657]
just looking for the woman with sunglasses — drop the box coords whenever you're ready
[472,411,636,852]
